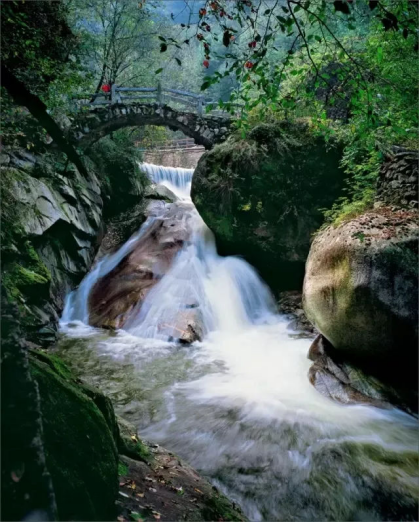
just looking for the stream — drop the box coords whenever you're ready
[57,164,418,521]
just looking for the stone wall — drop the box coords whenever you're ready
[375,148,418,209]
[144,146,205,168]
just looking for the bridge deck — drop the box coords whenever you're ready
[71,83,241,117]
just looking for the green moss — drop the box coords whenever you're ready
[382,244,418,277]
[117,416,151,463]
[192,121,345,286]
[203,493,246,521]
[118,461,129,476]
[29,350,74,381]
[2,240,51,303]
[29,354,119,521]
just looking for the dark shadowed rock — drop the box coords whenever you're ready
[307,334,416,414]
[192,122,345,291]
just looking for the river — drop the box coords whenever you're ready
[57,163,418,521]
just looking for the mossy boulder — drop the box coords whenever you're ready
[303,208,418,397]
[29,351,119,521]
[191,122,345,291]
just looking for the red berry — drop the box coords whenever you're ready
[203,60,210,68]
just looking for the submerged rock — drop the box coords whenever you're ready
[303,207,418,405]
[191,122,345,291]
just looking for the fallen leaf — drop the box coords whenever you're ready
[136,493,145,498]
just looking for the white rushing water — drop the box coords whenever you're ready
[59,162,418,521]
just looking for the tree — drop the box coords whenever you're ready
[158,0,417,115]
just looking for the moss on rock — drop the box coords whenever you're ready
[29,351,119,521]
[191,122,345,291]
[117,416,151,463]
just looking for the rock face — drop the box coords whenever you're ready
[306,334,413,411]
[0,146,147,343]
[191,122,345,291]
[1,150,104,342]
[1,296,57,522]
[303,208,418,397]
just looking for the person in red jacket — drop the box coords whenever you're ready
[101,82,111,100]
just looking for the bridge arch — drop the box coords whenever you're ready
[69,102,232,150]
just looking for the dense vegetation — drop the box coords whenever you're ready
[1,0,418,222]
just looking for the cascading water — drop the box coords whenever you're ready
[142,161,193,200]
[62,162,276,340]
[59,162,418,521]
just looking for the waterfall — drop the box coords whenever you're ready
[141,162,193,200]
[58,163,418,522]
[61,162,275,340]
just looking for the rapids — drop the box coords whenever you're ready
[59,163,418,521]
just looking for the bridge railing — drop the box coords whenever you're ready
[135,137,201,151]
[70,83,241,117]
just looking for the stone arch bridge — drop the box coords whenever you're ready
[69,102,232,150]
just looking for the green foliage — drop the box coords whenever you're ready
[89,129,147,188]
[1,1,77,95]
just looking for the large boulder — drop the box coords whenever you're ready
[28,350,119,521]
[191,122,345,291]
[303,208,418,393]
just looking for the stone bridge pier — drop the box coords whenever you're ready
[69,103,232,150]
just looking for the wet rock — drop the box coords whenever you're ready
[117,432,246,522]
[88,202,196,329]
[161,308,204,344]
[308,334,416,414]
[145,183,179,202]
[303,207,418,400]
[277,290,317,336]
